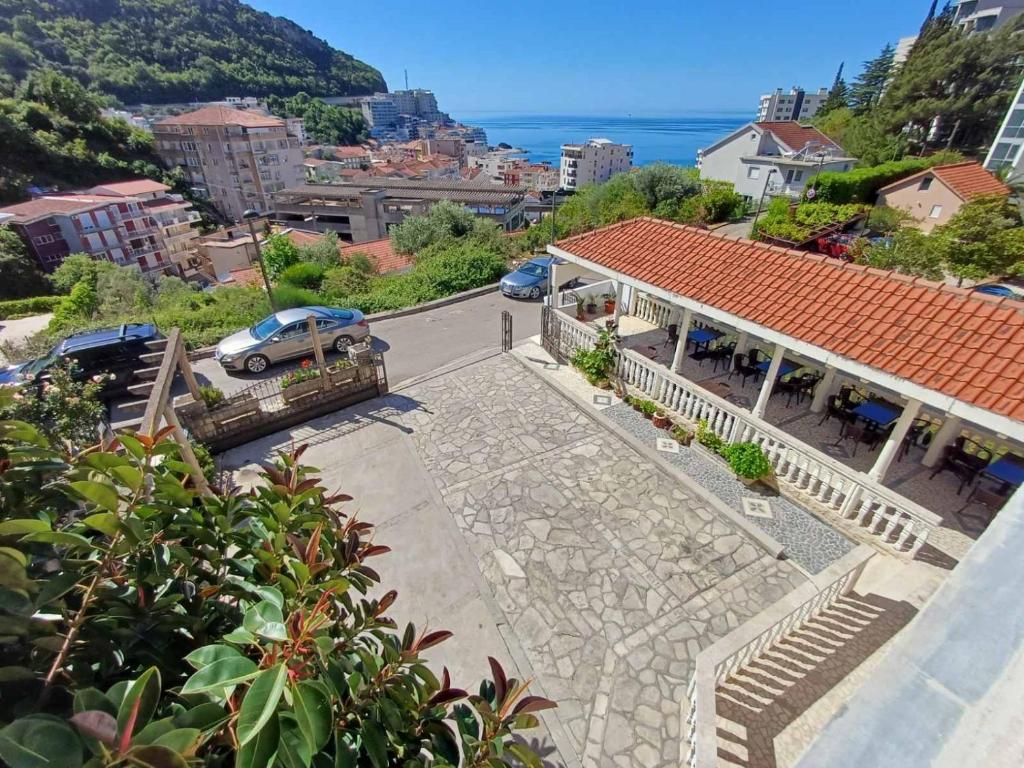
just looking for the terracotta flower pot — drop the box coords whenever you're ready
[652,412,671,429]
[604,299,616,314]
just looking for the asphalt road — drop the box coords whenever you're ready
[111,290,542,423]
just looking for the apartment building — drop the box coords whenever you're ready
[756,87,830,122]
[273,178,527,244]
[153,106,304,222]
[952,0,1024,32]
[698,121,854,201]
[984,74,1024,182]
[360,95,400,136]
[0,180,198,274]
[559,139,633,190]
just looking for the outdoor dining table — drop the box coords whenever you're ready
[981,454,1024,489]
[756,357,800,379]
[851,400,902,428]
[687,327,723,355]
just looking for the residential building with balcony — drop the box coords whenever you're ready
[559,139,633,190]
[756,87,830,122]
[272,178,526,244]
[152,106,304,223]
[698,121,855,202]
[984,73,1024,182]
[359,95,399,137]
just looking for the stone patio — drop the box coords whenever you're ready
[221,351,811,768]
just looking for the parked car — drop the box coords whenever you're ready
[215,306,370,374]
[0,323,163,401]
[500,256,573,300]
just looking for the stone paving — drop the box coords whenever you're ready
[400,354,809,767]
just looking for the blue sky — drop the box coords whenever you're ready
[247,0,931,115]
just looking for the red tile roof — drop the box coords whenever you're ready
[89,179,169,196]
[155,106,284,128]
[226,267,263,287]
[754,121,840,152]
[332,146,370,158]
[0,196,107,221]
[926,162,1010,201]
[339,238,413,274]
[556,217,1024,421]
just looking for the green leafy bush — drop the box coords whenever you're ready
[754,200,867,243]
[322,265,371,298]
[696,419,726,454]
[0,397,554,767]
[197,384,224,408]
[803,154,959,205]
[722,442,774,479]
[0,362,104,449]
[569,329,617,386]
[639,399,658,416]
[0,295,62,319]
[272,284,321,310]
[278,262,326,290]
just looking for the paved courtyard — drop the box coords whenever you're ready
[221,352,810,767]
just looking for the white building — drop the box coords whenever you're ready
[697,121,855,202]
[756,88,830,122]
[983,74,1024,182]
[892,35,918,67]
[360,95,399,136]
[952,0,1024,32]
[559,139,633,190]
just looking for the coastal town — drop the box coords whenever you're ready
[0,1,1023,768]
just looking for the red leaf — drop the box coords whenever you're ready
[426,688,467,707]
[261,464,287,487]
[441,667,451,691]
[488,657,507,706]
[361,545,391,559]
[294,478,321,495]
[376,590,397,616]
[324,493,354,505]
[417,630,453,652]
[119,695,142,755]
[511,696,557,716]
[304,523,323,567]
[70,711,117,746]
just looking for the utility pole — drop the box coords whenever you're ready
[243,209,276,311]
[751,168,777,231]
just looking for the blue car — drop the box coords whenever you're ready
[500,256,569,300]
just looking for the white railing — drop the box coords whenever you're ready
[544,310,941,556]
[555,279,616,310]
[634,293,675,328]
[685,544,874,767]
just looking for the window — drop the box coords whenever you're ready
[989,141,1021,170]
[277,323,307,340]
[33,234,56,245]
[747,166,761,180]
[919,177,933,191]
[794,170,804,182]
[929,204,943,219]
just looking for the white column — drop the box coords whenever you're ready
[612,279,623,325]
[734,331,750,355]
[810,365,837,413]
[548,264,559,307]
[670,307,693,373]
[751,342,785,419]
[922,415,962,468]
[628,287,639,316]
[867,399,921,482]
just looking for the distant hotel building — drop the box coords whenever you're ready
[0,180,199,274]
[152,106,304,222]
[559,139,633,190]
[984,74,1024,182]
[756,87,830,122]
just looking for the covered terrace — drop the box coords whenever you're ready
[544,218,1024,561]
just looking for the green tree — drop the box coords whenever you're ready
[261,233,301,280]
[937,194,1024,283]
[817,78,850,119]
[266,92,369,145]
[296,230,341,267]
[0,361,104,449]
[390,200,500,255]
[51,253,103,293]
[0,226,51,299]
[849,44,895,114]
[867,205,919,235]
[858,227,947,280]
[630,163,700,209]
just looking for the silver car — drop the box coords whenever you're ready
[215,306,370,374]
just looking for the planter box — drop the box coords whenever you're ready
[328,365,360,386]
[281,377,323,403]
[209,392,262,423]
[347,343,374,366]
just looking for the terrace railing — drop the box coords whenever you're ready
[540,307,941,556]
[634,293,675,328]
[684,545,874,767]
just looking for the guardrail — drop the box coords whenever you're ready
[541,308,941,556]
[634,293,675,328]
[554,278,617,310]
[685,544,874,767]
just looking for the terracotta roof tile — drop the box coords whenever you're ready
[754,121,841,152]
[556,217,1024,422]
[339,238,413,275]
[155,106,283,128]
[931,161,1011,200]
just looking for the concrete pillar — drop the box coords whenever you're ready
[922,415,962,468]
[612,279,623,325]
[734,331,750,355]
[810,365,838,414]
[548,263,559,307]
[868,399,922,482]
[670,307,693,373]
[751,342,786,419]
[628,286,639,316]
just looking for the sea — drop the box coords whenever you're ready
[455,113,751,167]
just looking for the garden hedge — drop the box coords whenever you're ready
[0,295,63,319]
[804,157,942,205]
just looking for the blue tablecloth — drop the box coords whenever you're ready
[852,401,902,427]
[983,455,1024,486]
[756,358,799,377]
[687,328,722,344]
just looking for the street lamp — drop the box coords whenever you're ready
[751,168,778,231]
[242,209,276,311]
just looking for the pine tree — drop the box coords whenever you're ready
[817,78,849,118]
[849,44,896,114]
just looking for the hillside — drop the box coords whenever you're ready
[0,0,386,104]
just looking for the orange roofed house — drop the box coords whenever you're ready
[875,161,1012,233]
[543,216,1024,556]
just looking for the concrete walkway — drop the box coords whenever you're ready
[0,312,52,364]
[220,351,810,768]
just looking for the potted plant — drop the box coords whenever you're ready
[280,359,322,402]
[639,399,657,420]
[671,424,693,446]
[328,358,359,385]
[585,294,598,315]
[198,384,224,409]
[569,329,617,389]
[652,408,671,429]
[603,289,616,315]
[721,442,776,489]
[575,293,586,321]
